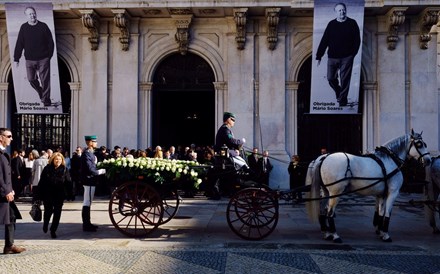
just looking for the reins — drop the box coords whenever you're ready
[314,144,408,201]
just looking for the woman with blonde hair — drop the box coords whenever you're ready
[36,152,72,238]
[153,146,163,159]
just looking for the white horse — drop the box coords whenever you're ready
[306,130,431,243]
[424,156,440,233]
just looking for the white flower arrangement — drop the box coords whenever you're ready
[98,157,206,189]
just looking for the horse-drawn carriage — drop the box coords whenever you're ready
[99,130,436,243]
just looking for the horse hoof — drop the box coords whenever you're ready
[375,229,380,235]
[324,233,333,241]
[382,237,392,242]
[333,237,343,243]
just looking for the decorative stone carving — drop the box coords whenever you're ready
[79,10,100,51]
[112,9,131,51]
[386,7,407,50]
[266,8,281,50]
[173,15,193,55]
[418,8,440,50]
[233,8,248,50]
[143,9,161,16]
[169,8,192,15]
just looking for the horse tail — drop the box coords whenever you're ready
[306,156,325,223]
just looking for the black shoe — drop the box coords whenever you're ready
[50,231,57,239]
[43,224,48,233]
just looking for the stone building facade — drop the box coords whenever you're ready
[0,1,439,189]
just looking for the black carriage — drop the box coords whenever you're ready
[100,147,294,240]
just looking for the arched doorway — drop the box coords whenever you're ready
[9,57,71,152]
[152,53,215,148]
[297,56,363,162]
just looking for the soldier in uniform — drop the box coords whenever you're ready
[80,135,106,232]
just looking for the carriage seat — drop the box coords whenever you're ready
[212,154,238,171]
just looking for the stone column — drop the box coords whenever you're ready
[226,21,255,145]
[362,82,377,153]
[213,81,227,131]
[258,28,289,189]
[68,82,81,151]
[286,81,299,156]
[377,15,406,141]
[139,82,153,149]
[78,33,109,144]
[0,83,9,128]
[109,33,139,149]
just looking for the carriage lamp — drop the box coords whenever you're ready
[220,144,229,158]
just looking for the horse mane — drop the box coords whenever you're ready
[382,134,410,158]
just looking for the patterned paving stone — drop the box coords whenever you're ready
[2,246,440,274]
[1,193,439,273]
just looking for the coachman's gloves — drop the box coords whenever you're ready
[98,169,106,175]
[242,138,246,143]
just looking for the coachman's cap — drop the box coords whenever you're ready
[85,135,97,141]
[223,112,236,122]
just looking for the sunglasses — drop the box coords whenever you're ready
[2,134,12,138]
[231,118,235,122]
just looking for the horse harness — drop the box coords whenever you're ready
[318,136,425,199]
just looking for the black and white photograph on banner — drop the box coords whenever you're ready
[310,0,364,114]
[5,2,62,114]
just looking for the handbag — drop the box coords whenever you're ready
[29,201,42,222]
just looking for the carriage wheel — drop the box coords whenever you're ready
[226,187,279,240]
[160,189,181,225]
[108,181,164,238]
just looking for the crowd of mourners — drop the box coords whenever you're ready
[10,143,217,199]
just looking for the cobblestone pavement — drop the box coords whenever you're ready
[1,192,440,274]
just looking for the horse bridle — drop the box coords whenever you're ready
[408,136,430,163]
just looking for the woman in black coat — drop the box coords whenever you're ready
[37,152,71,238]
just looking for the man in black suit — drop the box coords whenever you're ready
[257,150,273,185]
[0,128,26,254]
[11,149,24,197]
[247,147,259,174]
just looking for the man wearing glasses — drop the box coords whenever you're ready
[211,112,249,198]
[214,112,246,160]
[0,128,26,254]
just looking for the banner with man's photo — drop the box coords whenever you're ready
[5,2,62,114]
[310,0,365,114]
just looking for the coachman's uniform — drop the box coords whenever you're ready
[214,124,244,153]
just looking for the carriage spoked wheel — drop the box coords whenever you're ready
[226,187,279,240]
[159,188,181,225]
[108,180,164,238]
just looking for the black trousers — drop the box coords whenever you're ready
[43,200,63,232]
[5,204,16,247]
